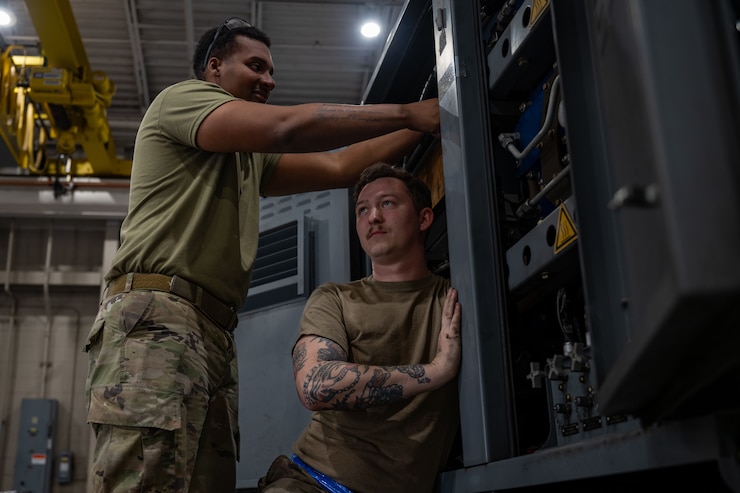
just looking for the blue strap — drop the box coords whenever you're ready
[290,454,354,493]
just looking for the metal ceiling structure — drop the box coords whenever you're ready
[0,0,406,175]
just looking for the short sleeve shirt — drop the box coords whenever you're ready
[107,80,281,308]
[292,274,460,493]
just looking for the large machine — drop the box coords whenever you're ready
[240,0,740,491]
[373,0,740,490]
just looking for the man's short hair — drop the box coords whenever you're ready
[193,20,271,79]
[353,163,432,213]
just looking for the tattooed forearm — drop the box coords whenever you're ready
[316,104,385,123]
[398,364,430,384]
[303,362,433,410]
[354,369,404,408]
[299,335,435,410]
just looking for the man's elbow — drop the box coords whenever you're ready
[294,378,334,412]
[296,392,326,412]
[302,400,325,412]
[294,381,319,412]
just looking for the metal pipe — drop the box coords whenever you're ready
[516,164,571,217]
[125,0,151,110]
[40,220,54,397]
[62,305,81,465]
[0,219,18,483]
[0,176,130,188]
[183,0,195,80]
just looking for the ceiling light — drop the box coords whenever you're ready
[0,8,15,27]
[360,21,381,38]
[12,55,45,67]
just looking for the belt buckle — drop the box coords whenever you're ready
[169,275,196,301]
[168,275,179,293]
[226,309,238,331]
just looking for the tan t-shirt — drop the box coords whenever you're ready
[293,274,460,493]
[107,79,281,308]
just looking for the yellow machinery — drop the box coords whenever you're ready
[0,0,132,177]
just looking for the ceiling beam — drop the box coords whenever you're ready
[183,0,195,77]
[124,0,150,111]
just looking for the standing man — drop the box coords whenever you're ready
[259,163,462,493]
[84,18,441,493]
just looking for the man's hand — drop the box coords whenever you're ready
[408,98,441,138]
[431,287,462,384]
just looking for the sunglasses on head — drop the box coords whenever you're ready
[201,17,252,72]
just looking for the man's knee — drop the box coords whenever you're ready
[258,455,324,493]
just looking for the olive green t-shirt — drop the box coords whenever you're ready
[107,79,281,308]
[292,274,460,493]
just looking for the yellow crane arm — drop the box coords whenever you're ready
[0,0,132,177]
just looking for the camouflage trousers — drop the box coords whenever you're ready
[85,290,239,493]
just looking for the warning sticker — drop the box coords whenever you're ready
[554,204,578,254]
[31,453,46,465]
[530,0,550,27]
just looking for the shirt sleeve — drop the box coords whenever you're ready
[296,283,349,355]
[158,80,236,147]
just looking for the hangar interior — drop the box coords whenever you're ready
[1,0,740,492]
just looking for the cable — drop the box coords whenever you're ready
[498,75,561,163]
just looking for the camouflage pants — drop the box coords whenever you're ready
[85,290,239,493]
[258,455,325,493]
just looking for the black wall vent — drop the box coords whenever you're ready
[241,219,312,312]
[250,220,299,289]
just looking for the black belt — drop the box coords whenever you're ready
[104,273,238,332]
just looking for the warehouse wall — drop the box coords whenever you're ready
[0,293,98,493]
[0,216,116,493]
[0,187,353,492]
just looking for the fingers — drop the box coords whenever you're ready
[442,287,461,340]
[445,288,460,321]
[444,287,457,313]
[444,309,461,339]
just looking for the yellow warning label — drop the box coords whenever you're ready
[554,204,578,254]
[530,0,550,27]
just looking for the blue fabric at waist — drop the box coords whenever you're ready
[290,454,354,493]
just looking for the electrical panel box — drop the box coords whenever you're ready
[13,398,58,493]
[57,451,74,484]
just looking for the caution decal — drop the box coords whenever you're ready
[554,204,578,254]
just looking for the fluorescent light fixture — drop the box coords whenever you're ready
[12,55,46,67]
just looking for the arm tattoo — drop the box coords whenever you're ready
[316,338,347,361]
[292,341,307,374]
[304,361,362,408]
[399,364,430,384]
[301,337,432,410]
[295,336,345,375]
[316,104,384,123]
[355,369,404,408]
[302,337,352,407]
